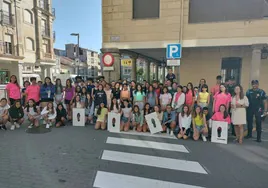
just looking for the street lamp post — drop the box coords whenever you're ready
[70,33,80,75]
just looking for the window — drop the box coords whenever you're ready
[221,57,242,84]
[189,0,268,23]
[26,37,34,51]
[133,0,160,19]
[24,10,33,24]
[2,2,12,25]
[4,34,12,54]
[42,40,49,53]
[41,19,49,36]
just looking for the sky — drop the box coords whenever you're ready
[53,0,102,52]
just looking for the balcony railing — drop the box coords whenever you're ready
[44,52,52,59]
[39,0,56,17]
[0,42,18,56]
[0,10,15,26]
[41,27,50,37]
[53,31,56,42]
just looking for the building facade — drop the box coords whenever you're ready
[0,0,56,85]
[65,43,101,78]
[102,0,268,91]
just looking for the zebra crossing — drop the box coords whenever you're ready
[93,132,209,188]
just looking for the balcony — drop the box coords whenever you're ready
[43,52,52,59]
[53,31,56,42]
[0,43,21,59]
[39,0,56,17]
[0,10,15,26]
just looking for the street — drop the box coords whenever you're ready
[0,124,268,188]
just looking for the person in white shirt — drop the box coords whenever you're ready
[172,85,186,113]
[177,105,192,140]
[24,99,41,129]
[0,98,10,130]
[41,102,57,128]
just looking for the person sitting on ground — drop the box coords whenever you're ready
[95,102,108,130]
[41,102,57,129]
[25,99,40,129]
[162,104,176,136]
[56,103,67,127]
[120,99,132,132]
[178,105,192,140]
[132,105,143,132]
[0,98,10,130]
[9,100,24,131]
[192,106,208,142]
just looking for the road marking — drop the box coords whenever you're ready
[111,130,177,139]
[101,150,208,174]
[106,137,189,153]
[93,171,205,188]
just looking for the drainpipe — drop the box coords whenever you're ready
[177,0,184,84]
[14,0,20,56]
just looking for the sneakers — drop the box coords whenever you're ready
[166,128,170,135]
[133,127,136,131]
[201,134,207,142]
[14,122,20,129]
[0,125,7,130]
[10,125,15,131]
[46,124,50,129]
[170,130,174,136]
[28,124,33,129]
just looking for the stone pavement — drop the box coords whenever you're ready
[0,122,268,188]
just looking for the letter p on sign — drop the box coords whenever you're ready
[166,44,182,59]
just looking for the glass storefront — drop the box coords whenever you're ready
[0,71,10,84]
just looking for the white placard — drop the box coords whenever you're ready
[73,108,85,127]
[211,121,228,144]
[107,112,120,133]
[167,59,180,66]
[145,112,163,134]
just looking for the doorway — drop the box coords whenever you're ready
[221,57,242,84]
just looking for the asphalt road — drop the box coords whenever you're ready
[0,123,268,188]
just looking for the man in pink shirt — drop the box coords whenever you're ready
[211,75,222,96]
[25,77,40,106]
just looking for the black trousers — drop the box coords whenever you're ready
[247,108,262,140]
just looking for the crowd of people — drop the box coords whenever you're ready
[0,68,267,143]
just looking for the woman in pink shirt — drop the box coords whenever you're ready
[25,77,40,106]
[6,75,21,106]
[213,84,231,113]
[185,82,195,111]
[211,104,231,124]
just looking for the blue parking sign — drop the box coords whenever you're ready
[166,44,182,59]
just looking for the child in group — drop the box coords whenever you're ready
[192,106,208,142]
[178,105,192,140]
[55,103,67,127]
[120,99,132,132]
[162,104,176,136]
[0,98,10,130]
[160,86,172,111]
[202,107,212,139]
[55,78,64,104]
[153,105,163,123]
[80,87,87,104]
[142,103,151,132]
[197,84,210,108]
[110,97,120,113]
[211,104,231,129]
[25,99,40,128]
[95,102,108,130]
[41,101,57,128]
[85,93,94,124]
[9,100,24,130]
[132,105,144,132]
[21,81,30,107]
[73,95,84,108]
[133,84,146,110]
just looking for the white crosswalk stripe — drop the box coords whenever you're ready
[93,134,209,188]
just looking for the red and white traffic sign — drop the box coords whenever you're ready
[102,53,114,67]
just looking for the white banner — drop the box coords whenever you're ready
[73,108,85,127]
[145,112,163,134]
[211,121,228,144]
[108,112,121,133]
